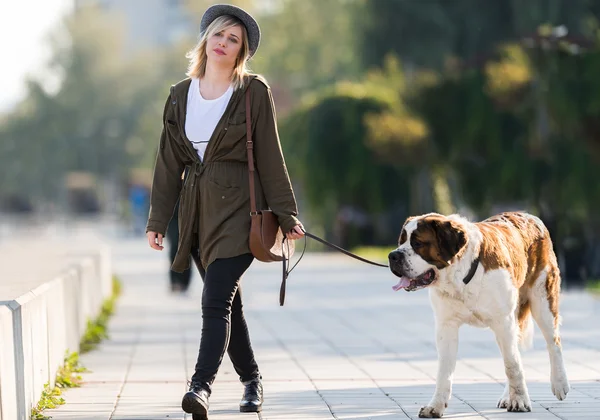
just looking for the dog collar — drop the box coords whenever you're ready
[462,256,480,285]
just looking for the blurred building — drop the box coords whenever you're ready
[74,0,193,53]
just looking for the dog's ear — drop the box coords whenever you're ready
[430,219,467,263]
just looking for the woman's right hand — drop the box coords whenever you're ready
[147,231,164,251]
[286,223,305,241]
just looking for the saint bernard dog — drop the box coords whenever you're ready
[388,211,569,418]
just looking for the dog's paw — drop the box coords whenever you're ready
[418,405,443,418]
[504,393,532,412]
[497,385,510,408]
[551,374,570,401]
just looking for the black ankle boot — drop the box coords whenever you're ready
[182,381,209,419]
[240,379,263,412]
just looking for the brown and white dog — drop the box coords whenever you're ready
[388,211,569,418]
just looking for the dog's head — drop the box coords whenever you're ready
[388,213,468,292]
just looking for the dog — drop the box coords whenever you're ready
[388,211,570,418]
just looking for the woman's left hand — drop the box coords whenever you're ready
[286,223,305,240]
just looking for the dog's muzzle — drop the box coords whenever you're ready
[388,250,405,276]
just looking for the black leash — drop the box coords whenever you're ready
[280,229,389,306]
[302,231,389,268]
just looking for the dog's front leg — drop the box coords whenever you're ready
[419,321,459,418]
[491,315,531,412]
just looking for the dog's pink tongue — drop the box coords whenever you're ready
[392,277,412,291]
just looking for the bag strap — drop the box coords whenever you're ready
[246,88,258,215]
[244,88,291,307]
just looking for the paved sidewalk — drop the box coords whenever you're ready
[48,237,600,420]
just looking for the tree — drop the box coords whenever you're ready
[281,80,410,247]
[248,0,362,114]
[357,0,600,72]
[358,55,454,215]
[0,6,178,206]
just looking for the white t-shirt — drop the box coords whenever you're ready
[185,78,234,161]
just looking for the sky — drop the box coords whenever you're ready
[0,0,73,113]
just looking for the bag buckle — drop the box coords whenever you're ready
[250,211,259,216]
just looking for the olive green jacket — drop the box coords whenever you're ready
[146,75,299,271]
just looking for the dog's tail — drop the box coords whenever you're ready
[518,301,534,351]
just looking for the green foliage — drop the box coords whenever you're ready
[411,67,531,212]
[80,276,122,353]
[31,385,64,420]
[251,0,362,99]
[3,0,600,276]
[0,6,189,202]
[348,245,395,265]
[587,279,600,293]
[357,0,514,70]
[281,81,409,234]
[79,318,109,354]
[33,276,121,418]
[31,351,86,420]
[358,0,600,71]
[392,31,600,252]
[112,275,122,297]
[361,55,431,166]
[55,352,87,388]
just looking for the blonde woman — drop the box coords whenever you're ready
[145,4,304,419]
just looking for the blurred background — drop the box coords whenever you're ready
[2,0,600,290]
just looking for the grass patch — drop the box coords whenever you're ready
[31,351,86,420]
[349,245,395,264]
[80,275,122,353]
[31,385,63,420]
[32,275,123,419]
[586,278,600,294]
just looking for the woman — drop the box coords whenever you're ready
[145,4,304,419]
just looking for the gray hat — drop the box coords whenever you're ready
[200,4,261,58]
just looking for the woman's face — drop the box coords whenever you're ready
[206,24,244,67]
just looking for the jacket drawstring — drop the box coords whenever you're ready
[190,161,205,187]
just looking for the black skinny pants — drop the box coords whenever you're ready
[190,248,260,393]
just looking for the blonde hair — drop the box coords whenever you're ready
[186,15,251,90]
